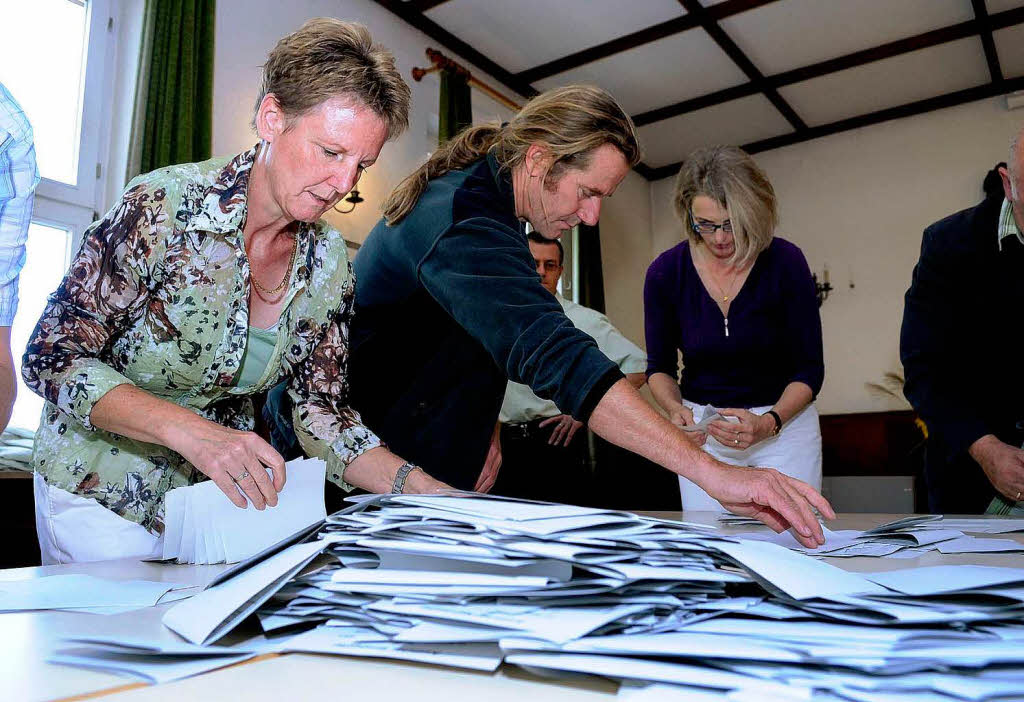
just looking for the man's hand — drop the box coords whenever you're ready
[475,423,502,493]
[701,463,836,548]
[539,414,583,447]
[970,434,1024,503]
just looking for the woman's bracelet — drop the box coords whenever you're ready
[391,461,421,494]
[765,410,783,436]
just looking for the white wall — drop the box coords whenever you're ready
[599,170,654,347]
[649,96,1024,415]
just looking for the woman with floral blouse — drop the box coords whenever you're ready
[22,19,447,564]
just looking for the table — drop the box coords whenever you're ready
[5,513,1023,701]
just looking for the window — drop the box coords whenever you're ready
[0,0,113,211]
[8,223,73,431]
[1,0,119,432]
[0,0,89,187]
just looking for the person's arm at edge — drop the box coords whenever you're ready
[0,327,14,431]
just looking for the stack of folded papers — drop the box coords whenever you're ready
[160,457,327,565]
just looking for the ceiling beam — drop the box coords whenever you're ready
[406,0,454,12]
[369,0,538,99]
[677,0,806,130]
[515,0,781,85]
[517,16,700,85]
[971,0,1004,84]
[645,75,1024,180]
[634,5,1024,128]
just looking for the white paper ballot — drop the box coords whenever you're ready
[866,565,1024,595]
[163,539,328,645]
[680,404,735,433]
[48,648,255,684]
[0,575,180,612]
[276,625,502,671]
[161,456,327,564]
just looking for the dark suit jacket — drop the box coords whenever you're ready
[900,196,1024,513]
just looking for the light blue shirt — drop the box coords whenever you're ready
[500,294,647,423]
[0,82,39,326]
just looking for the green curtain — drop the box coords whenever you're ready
[139,0,216,174]
[577,223,605,314]
[438,68,472,145]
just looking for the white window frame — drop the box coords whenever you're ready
[34,0,116,232]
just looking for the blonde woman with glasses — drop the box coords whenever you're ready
[644,145,825,511]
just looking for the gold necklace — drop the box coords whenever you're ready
[250,235,298,297]
[699,248,743,302]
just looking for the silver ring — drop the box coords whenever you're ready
[237,470,250,481]
[734,439,739,445]
[1017,491,1021,501]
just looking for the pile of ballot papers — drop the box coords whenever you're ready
[154,494,1024,700]
[725,513,1024,559]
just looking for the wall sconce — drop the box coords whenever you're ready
[812,267,833,308]
[332,189,364,214]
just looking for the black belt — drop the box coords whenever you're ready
[502,417,552,440]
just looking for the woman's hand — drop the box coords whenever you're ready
[701,462,835,548]
[667,404,706,447]
[405,466,454,494]
[170,420,286,509]
[539,414,583,447]
[708,408,774,450]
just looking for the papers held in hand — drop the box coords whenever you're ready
[161,457,327,565]
[680,405,735,433]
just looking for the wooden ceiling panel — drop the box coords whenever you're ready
[986,0,1024,12]
[637,95,793,169]
[779,38,989,127]
[533,29,749,116]
[994,22,1024,77]
[720,0,975,76]
[424,0,684,74]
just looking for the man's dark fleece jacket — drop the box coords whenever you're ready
[349,152,623,489]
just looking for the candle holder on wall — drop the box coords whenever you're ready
[332,189,364,214]
[812,267,833,307]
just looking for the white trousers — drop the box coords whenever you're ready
[33,472,162,565]
[679,401,822,512]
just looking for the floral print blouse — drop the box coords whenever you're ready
[23,147,380,533]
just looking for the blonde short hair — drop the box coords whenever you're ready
[253,18,410,138]
[672,146,777,267]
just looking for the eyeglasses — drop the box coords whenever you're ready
[689,211,733,236]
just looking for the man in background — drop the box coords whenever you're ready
[901,125,1024,514]
[0,82,39,432]
[494,232,646,504]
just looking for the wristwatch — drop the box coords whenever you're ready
[765,410,783,436]
[391,461,420,494]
